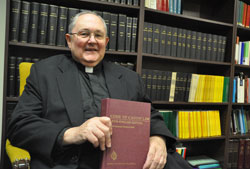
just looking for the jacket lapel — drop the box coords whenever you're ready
[57,57,83,126]
[103,61,125,99]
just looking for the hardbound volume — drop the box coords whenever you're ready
[100,98,150,169]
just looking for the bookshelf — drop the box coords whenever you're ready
[1,0,246,168]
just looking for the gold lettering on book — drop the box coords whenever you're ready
[111,151,117,161]
[110,114,150,127]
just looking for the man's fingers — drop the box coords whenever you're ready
[100,117,112,135]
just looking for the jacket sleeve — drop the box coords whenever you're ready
[7,64,67,165]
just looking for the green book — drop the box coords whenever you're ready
[222,77,229,102]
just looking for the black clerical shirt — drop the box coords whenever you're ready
[56,61,110,169]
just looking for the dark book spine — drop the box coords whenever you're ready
[200,32,207,60]
[152,23,160,55]
[238,139,246,169]
[151,70,158,101]
[127,0,132,5]
[161,71,167,100]
[181,29,186,58]
[67,8,80,34]
[159,25,167,55]
[133,0,139,6]
[176,28,183,57]
[19,1,30,43]
[8,56,16,97]
[156,70,163,101]
[56,6,68,47]
[141,69,148,93]
[10,0,21,42]
[165,26,172,56]
[125,17,132,52]
[47,5,59,45]
[28,2,39,44]
[174,72,181,101]
[165,71,172,101]
[131,17,138,52]
[211,34,218,61]
[120,0,125,4]
[15,57,23,96]
[37,3,49,45]
[185,30,191,58]
[184,73,192,102]
[195,31,202,60]
[190,31,197,59]
[109,13,118,51]
[143,22,148,53]
[147,23,153,54]
[102,11,111,49]
[114,0,120,3]
[221,36,227,62]
[31,58,40,63]
[108,0,114,2]
[244,139,250,169]
[206,33,212,61]
[170,27,177,57]
[117,14,126,51]
[146,69,153,99]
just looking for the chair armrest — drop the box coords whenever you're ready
[6,139,31,169]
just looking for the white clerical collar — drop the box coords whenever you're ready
[85,66,94,73]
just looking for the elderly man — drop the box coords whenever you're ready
[8,11,192,169]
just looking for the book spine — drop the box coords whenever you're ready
[200,33,207,60]
[176,28,183,57]
[109,13,118,51]
[206,33,212,61]
[7,56,16,97]
[170,27,177,57]
[133,0,139,6]
[190,31,197,59]
[195,32,202,60]
[67,8,80,33]
[125,17,132,52]
[56,6,68,47]
[47,5,59,45]
[159,25,166,55]
[10,0,21,42]
[211,34,218,61]
[28,2,39,44]
[102,11,111,49]
[181,29,186,58]
[147,23,153,54]
[185,30,191,58]
[238,139,246,169]
[131,17,138,52]
[165,26,172,56]
[143,22,148,53]
[37,3,49,44]
[19,1,30,43]
[152,23,160,55]
[117,14,126,51]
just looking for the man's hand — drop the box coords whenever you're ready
[62,117,112,151]
[143,136,167,169]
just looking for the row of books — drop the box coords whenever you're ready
[141,69,229,103]
[7,56,135,97]
[234,37,250,65]
[232,72,250,103]
[159,110,221,139]
[98,0,139,6]
[143,23,227,62]
[10,0,138,52]
[231,108,250,135]
[237,0,250,28]
[228,139,250,169]
[145,0,182,14]
[187,155,222,169]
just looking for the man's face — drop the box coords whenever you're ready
[66,14,109,67]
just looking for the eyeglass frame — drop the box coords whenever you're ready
[68,29,107,40]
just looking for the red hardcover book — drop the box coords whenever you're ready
[162,0,167,11]
[237,139,246,169]
[244,139,250,169]
[246,5,250,28]
[100,98,151,169]
[157,0,162,11]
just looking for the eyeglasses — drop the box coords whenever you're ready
[68,30,105,40]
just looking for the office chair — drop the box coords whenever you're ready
[6,62,33,169]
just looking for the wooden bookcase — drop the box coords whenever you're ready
[1,0,248,168]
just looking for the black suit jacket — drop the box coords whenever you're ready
[8,54,176,169]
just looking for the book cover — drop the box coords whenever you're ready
[117,14,126,51]
[56,6,68,47]
[125,17,132,52]
[131,17,138,52]
[47,5,59,46]
[100,98,150,169]
[37,3,49,44]
[28,2,39,44]
[109,13,118,51]
[10,0,21,42]
[19,1,30,43]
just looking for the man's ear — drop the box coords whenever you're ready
[105,37,109,46]
[65,34,72,48]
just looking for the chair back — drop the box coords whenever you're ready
[19,62,33,96]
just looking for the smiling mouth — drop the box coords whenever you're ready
[85,48,98,51]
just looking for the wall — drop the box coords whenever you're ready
[0,0,7,154]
